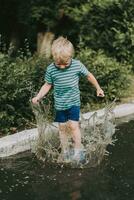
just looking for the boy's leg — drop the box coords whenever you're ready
[68,120,81,150]
[59,123,69,153]
[68,120,85,162]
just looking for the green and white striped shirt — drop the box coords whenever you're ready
[45,59,90,110]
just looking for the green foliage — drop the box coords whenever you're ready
[66,0,134,65]
[77,48,132,108]
[0,52,51,134]
[0,0,134,67]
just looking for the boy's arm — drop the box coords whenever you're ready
[32,82,52,104]
[87,73,104,97]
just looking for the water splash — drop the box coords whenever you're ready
[31,101,116,168]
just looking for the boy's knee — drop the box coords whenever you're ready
[59,123,66,132]
[68,121,79,131]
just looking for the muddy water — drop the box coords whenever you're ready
[0,118,134,200]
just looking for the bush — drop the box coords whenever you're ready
[77,48,132,108]
[0,53,51,135]
[66,0,134,65]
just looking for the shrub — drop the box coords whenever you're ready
[66,0,134,65]
[77,48,132,108]
[0,53,51,135]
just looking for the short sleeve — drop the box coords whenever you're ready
[45,68,53,84]
[79,62,90,76]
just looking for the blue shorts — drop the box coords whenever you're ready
[54,106,80,123]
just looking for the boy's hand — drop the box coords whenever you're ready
[97,88,104,97]
[32,97,40,104]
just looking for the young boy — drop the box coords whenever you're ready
[32,36,104,163]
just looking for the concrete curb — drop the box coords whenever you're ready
[0,103,134,158]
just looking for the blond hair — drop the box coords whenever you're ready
[51,36,74,64]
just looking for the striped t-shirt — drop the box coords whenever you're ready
[45,59,90,110]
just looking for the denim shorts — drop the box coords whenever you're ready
[54,105,80,123]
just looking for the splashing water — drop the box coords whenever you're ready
[31,101,116,168]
